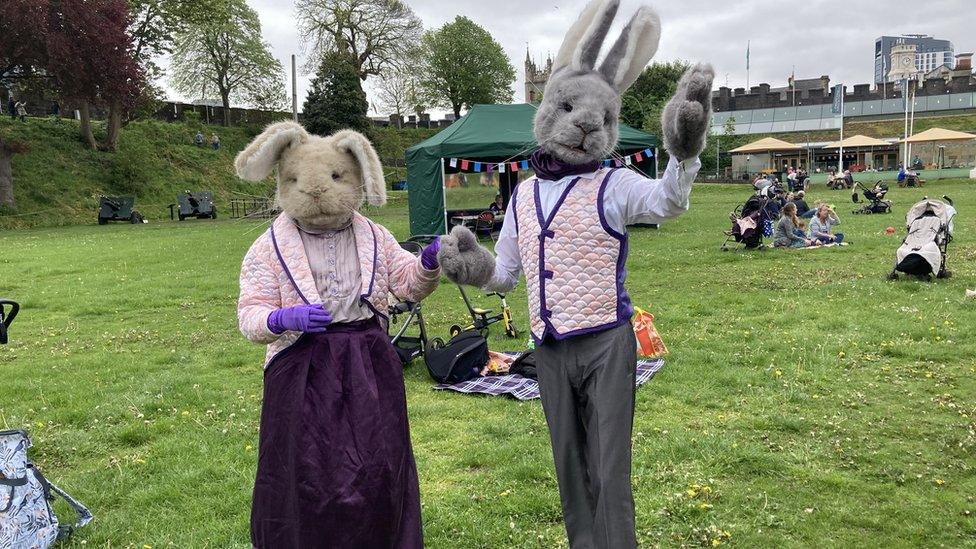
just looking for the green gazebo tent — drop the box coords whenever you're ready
[405,103,658,235]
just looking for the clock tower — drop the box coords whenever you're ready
[887,43,919,82]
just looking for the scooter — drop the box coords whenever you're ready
[1,299,20,344]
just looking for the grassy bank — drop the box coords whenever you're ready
[1,179,974,546]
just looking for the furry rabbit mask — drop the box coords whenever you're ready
[234,121,386,230]
[535,0,714,164]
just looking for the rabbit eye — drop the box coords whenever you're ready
[561,102,573,112]
[331,172,341,181]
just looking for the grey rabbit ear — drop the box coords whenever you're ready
[552,0,620,74]
[235,121,308,181]
[598,6,661,91]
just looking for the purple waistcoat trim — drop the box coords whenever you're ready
[596,169,633,323]
[527,170,631,343]
[270,226,311,305]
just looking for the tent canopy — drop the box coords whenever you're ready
[822,134,892,149]
[405,103,658,235]
[902,127,976,143]
[728,137,801,154]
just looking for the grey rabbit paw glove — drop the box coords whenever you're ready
[436,226,496,288]
[662,63,715,161]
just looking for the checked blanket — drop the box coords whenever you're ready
[433,355,665,401]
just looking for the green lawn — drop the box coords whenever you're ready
[1,179,974,547]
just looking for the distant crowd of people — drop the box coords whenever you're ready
[194,130,220,150]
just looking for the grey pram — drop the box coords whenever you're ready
[888,197,956,280]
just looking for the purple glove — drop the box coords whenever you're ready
[267,304,332,334]
[421,237,441,270]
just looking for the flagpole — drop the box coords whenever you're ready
[903,79,909,168]
[908,82,917,166]
[839,87,844,172]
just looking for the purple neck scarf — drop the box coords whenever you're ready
[530,149,601,181]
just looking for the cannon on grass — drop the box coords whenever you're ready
[98,196,144,225]
[171,190,217,221]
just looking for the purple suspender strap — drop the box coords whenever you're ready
[269,226,311,305]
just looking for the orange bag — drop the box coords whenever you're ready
[633,306,668,358]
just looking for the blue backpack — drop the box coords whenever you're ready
[1,429,92,547]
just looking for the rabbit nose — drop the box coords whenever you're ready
[574,121,599,134]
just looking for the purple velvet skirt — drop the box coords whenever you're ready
[250,318,423,549]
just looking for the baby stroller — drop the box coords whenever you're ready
[0,299,19,344]
[722,187,779,250]
[888,196,955,280]
[851,181,892,214]
[387,240,431,364]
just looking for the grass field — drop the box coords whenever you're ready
[1,179,975,547]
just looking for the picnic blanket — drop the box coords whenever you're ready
[433,354,665,401]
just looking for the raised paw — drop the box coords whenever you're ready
[436,226,496,287]
[662,63,715,161]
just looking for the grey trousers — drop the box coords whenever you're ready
[534,322,638,549]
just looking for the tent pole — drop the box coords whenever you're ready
[441,158,448,235]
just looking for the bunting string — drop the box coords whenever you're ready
[445,148,654,173]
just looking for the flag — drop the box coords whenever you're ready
[746,41,750,71]
[831,84,843,115]
[603,159,611,167]
[510,161,518,172]
[644,148,653,157]
[614,159,622,167]
[449,158,458,168]
[635,152,643,162]
[520,160,529,170]
[460,159,469,170]
[473,162,481,172]
[499,162,506,173]
[624,156,632,166]
[788,69,795,89]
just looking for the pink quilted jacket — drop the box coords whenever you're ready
[238,212,440,367]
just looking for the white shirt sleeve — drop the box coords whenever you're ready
[482,205,522,293]
[602,156,701,232]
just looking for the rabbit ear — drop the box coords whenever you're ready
[552,0,620,74]
[598,6,661,91]
[333,130,387,207]
[235,121,308,181]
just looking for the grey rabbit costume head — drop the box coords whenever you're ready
[535,0,714,164]
[534,0,660,164]
[233,121,386,230]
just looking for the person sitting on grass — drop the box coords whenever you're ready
[773,203,817,248]
[791,190,812,218]
[809,203,844,244]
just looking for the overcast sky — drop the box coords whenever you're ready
[161,0,973,116]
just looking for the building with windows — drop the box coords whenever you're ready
[875,35,954,83]
[524,50,552,104]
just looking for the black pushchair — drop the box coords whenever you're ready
[888,197,955,280]
[851,181,892,214]
[387,238,434,364]
[1,299,19,345]
[722,188,779,250]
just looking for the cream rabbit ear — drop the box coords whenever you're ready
[332,130,386,207]
[598,6,661,91]
[234,121,309,181]
[552,0,620,74]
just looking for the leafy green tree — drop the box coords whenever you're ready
[418,16,514,119]
[621,60,690,129]
[169,0,286,125]
[724,116,736,137]
[303,49,370,136]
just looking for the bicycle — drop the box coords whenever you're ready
[449,285,520,339]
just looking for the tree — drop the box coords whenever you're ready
[296,0,422,81]
[302,50,369,136]
[374,49,425,122]
[0,137,30,208]
[169,0,286,125]
[620,61,690,129]
[724,116,736,137]
[418,16,515,119]
[47,0,146,151]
